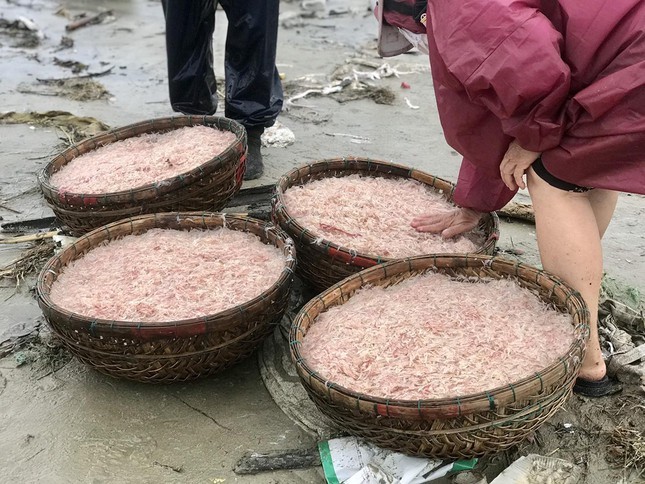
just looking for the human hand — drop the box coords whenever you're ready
[411,207,483,238]
[499,140,541,190]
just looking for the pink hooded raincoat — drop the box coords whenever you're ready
[420,0,645,211]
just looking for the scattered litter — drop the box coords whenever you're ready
[300,0,326,13]
[323,132,370,144]
[423,460,480,481]
[491,454,582,483]
[52,234,77,253]
[0,239,55,286]
[14,351,31,367]
[404,97,420,109]
[17,77,111,102]
[329,7,352,16]
[65,10,115,32]
[608,426,645,472]
[234,446,321,474]
[0,111,109,145]
[57,35,74,50]
[261,121,296,148]
[53,57,88,74]
[319,437,476,483]
[0,17,44,48]
[284,59,427,111]
[401,81,411,89]
[14,16,41,35]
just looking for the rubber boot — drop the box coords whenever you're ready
[244,127,264,180]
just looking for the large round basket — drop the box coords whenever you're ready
[38,116,247,236]
[272,157,499,292]
[290,255,588,458]
[37,212,295,383]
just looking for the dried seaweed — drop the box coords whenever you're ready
[0,240,55,286]
[608,426,645,474]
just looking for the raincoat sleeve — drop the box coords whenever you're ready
[453,158,516,213]
[429,0,571,152]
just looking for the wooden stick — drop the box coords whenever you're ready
[36,66,114,83]
[65,10,113,32]
[1,216,59,233]
[498,201,535,223]
[234,447,321,475]
[0,231,59,244]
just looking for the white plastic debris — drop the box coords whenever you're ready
[261,121,296,148]
[404,97,420,109]
[318,437,477,484]
[491,454,582,484]
[52,233,77,254]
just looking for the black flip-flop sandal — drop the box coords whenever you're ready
[573,375,623,397]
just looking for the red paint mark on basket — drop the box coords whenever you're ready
[375,403,391,417]
[236,154,247,186]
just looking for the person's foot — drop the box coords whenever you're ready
[243,127,264,180]
[578,341,607,382]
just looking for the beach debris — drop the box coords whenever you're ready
[0,16,44,48]
[490,454,582,484]
[404,96,420,109]
[0,111,109,145]
[234,447,321,475]
[0,239,56,286]
[284,59,427,110]
[65,10,115,32]
[608,426,645,474]
[261,121,296,148]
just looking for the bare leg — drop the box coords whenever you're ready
[588,189,618,238]
[526,168,613,381]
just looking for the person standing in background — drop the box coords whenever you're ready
[162,0,283,180]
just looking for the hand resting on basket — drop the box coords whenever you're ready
[411,207,483,238]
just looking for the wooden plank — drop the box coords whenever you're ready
[0,230,59,244]
[1,217,59,233]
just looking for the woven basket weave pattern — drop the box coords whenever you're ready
[290,255,588,458]
[272,157,500,292]
[37,213,295,383]
[38,116,247,235]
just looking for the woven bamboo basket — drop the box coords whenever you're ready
[38,116,247,236]
[272,157,499,292]
[290,255,589,458]
[37,212,295,383]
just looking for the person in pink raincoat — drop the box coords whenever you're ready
[375,0,645,396]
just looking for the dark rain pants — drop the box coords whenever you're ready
[161,0,283,129]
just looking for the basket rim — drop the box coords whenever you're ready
[290,253,588,414]
[272,156,500,265]
[36,212,295,336]
[37,115,246,201]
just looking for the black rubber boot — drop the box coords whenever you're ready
[244,127,264,180]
